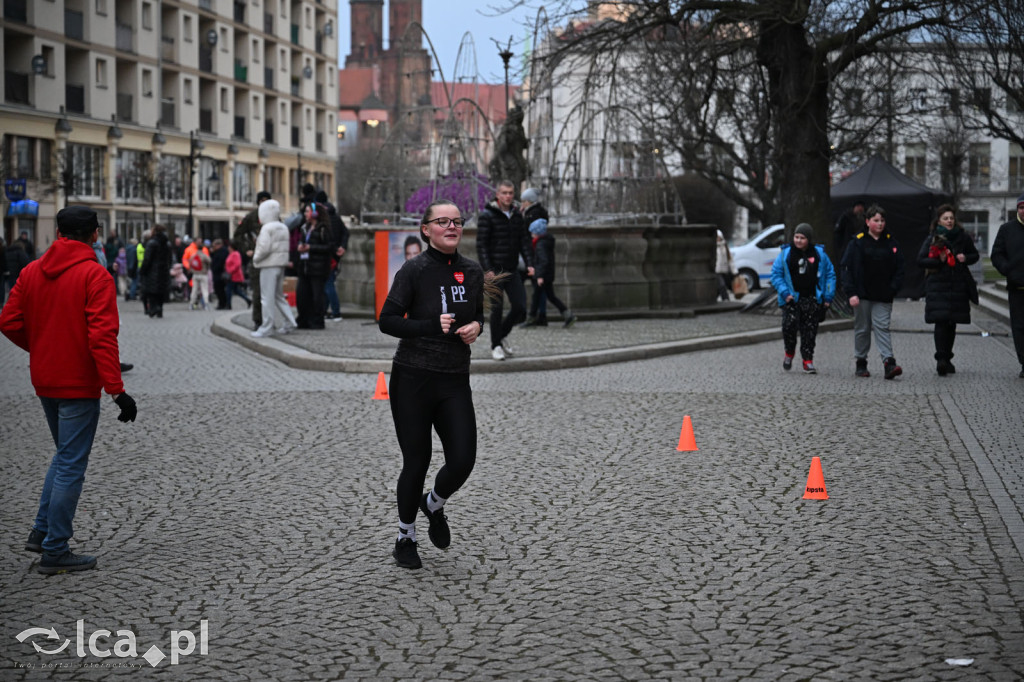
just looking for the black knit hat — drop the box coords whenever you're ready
[56,205,99,238]
[256,190,271,202]
[794,223,814,243]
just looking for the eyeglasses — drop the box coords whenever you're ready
[424,217,464,228]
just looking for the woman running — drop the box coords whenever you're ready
[379,200,486,569]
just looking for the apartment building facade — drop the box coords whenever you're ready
[1,0,337,253]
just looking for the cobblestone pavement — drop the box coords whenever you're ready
[1,298,1023,680]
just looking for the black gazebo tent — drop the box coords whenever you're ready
[831,155,952,299]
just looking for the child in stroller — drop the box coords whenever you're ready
[169,262,190,301]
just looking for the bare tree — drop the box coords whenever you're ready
[514,0,953,256]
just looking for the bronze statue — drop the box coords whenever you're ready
[489,106,530,193]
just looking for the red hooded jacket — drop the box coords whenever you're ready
[0,237,124,398]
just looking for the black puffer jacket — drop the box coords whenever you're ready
[992,218,1024,288]
[533,234,557,282]
[917,229,979,324]
[523,202,549,231]
[139,232,171,297]
[476,201,532,274]
[295,217,334,279]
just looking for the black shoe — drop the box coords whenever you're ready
[802,360,817,374]
[392,538,422,569]
[884,357,902,380]
[783,354,794,371]
[947,361,956,374]
[38,550,97,575]
[937,360,952,376]
[855,359,870,378]
[1019,367,1024,379]
[120,362,133,373]
[420,493,451,549]
[564,312,576,328]
[25,528,45,553]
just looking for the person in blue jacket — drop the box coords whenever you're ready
[770,223,836,374]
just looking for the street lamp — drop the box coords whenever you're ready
[187,130,220,236]
[495,37,514,116]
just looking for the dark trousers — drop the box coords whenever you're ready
[247,263,262,326]
[529,279,568,319]
[489,270,527,348]
[296,274,326,329]
[1009,287,1024,366]
[213,274,228,309]
[389,365,476,524]
[933,321,957,361]
[782,297,821,360]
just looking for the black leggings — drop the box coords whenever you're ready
[782,297,821,360]
[389,365,477,524]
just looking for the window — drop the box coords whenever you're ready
[41,46,55,77]
[67,143,105,198]
[198,158,222,204]
[968,142,990,190]
[253,96,260,118]
[337,123,346,140]
[142,69,153,97]
[280,48,287,70]
[305,108,312,130]
[265,165,283,196]
[1009,143,1024,192]
[184,16,193,42]
[220,27,229,52]
[233,162,254,204]
[305,7,311,28]
[39,139,52,180]
[116,149,153,202]
[959,210,988,251]
[184,78,194,104]
[96,0,107,15]
[220,87,229,113]
[970,88,991,111]
[96,59,108,87]
[904,142,926,184]
[142,2,152,29]
[910,88,928,112]
[253,39,260,61]
[157,156,188,203]
[942,88,960,114]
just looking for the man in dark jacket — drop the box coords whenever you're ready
[991,192,1024,377]
[840,204,905,379]
[139,224,172,318]
[477,180,534,360]
[0,205,137,575]
[315,189,349,321]
[520,187,550,326]
[233,190,271,329]
[210,238,230,309]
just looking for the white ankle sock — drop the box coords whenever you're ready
[426,489,446,513]
[398,521,416,543]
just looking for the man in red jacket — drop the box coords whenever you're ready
[0,205,138,575]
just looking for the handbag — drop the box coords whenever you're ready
[731,275,749,298]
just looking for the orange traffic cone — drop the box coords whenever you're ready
[676,415,698,451]
[372,372,389,400]
[802,457,828,499]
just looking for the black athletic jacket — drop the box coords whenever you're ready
[476,201,532,274]
[379,245,485,373]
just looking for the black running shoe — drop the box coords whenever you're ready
[25,528,45,553]
[855,359,870,378]
[783,354,794,371]
[420,493,451,549]
[884,357,902,380]
[392,538,422,569]
[38,550,97,575]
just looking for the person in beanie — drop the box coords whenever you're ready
[917,205,980,376]
[841,204,905,379]
[769,223,836,373]
[528,218,575,327]
[991,192,1024,377]
[0,205,138,575]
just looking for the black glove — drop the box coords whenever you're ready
[113,392,137,423]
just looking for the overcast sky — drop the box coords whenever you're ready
[336,0,541,85]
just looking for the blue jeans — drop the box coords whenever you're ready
[34,397,101,555]
[324,267,340,316]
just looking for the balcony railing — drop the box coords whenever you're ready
[117,93,133,122]
[161,36,175,62]
[264,67,273,89]
[233,0,245,23]
[291,126,299,147]
[116,22,133,52]
[4,0,27,23]
[66,83,86,113]
[265,120,274,144]
[291,24,299,44]
[161,99,175,127]
[199,47,213,73]
[234,116,246,139]
[290,79,299,96]
[4,70,30,105]
[65,9,84,40]
[264,13,273,34]
[234,63,247,82]
[200,108,213,133]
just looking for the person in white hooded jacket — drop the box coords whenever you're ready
[251,199,298,338]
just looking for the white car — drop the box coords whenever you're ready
[729,223,785,291]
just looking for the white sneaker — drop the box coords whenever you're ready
[491,346,506,361]
[250,329,271,338]
[501,339,515,357]
[276,327,292,335]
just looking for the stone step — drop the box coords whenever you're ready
[975,283,1010,324]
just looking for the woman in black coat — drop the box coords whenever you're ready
[917,204,980,375]
[294,202,333,329]
[139,225,172,318]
